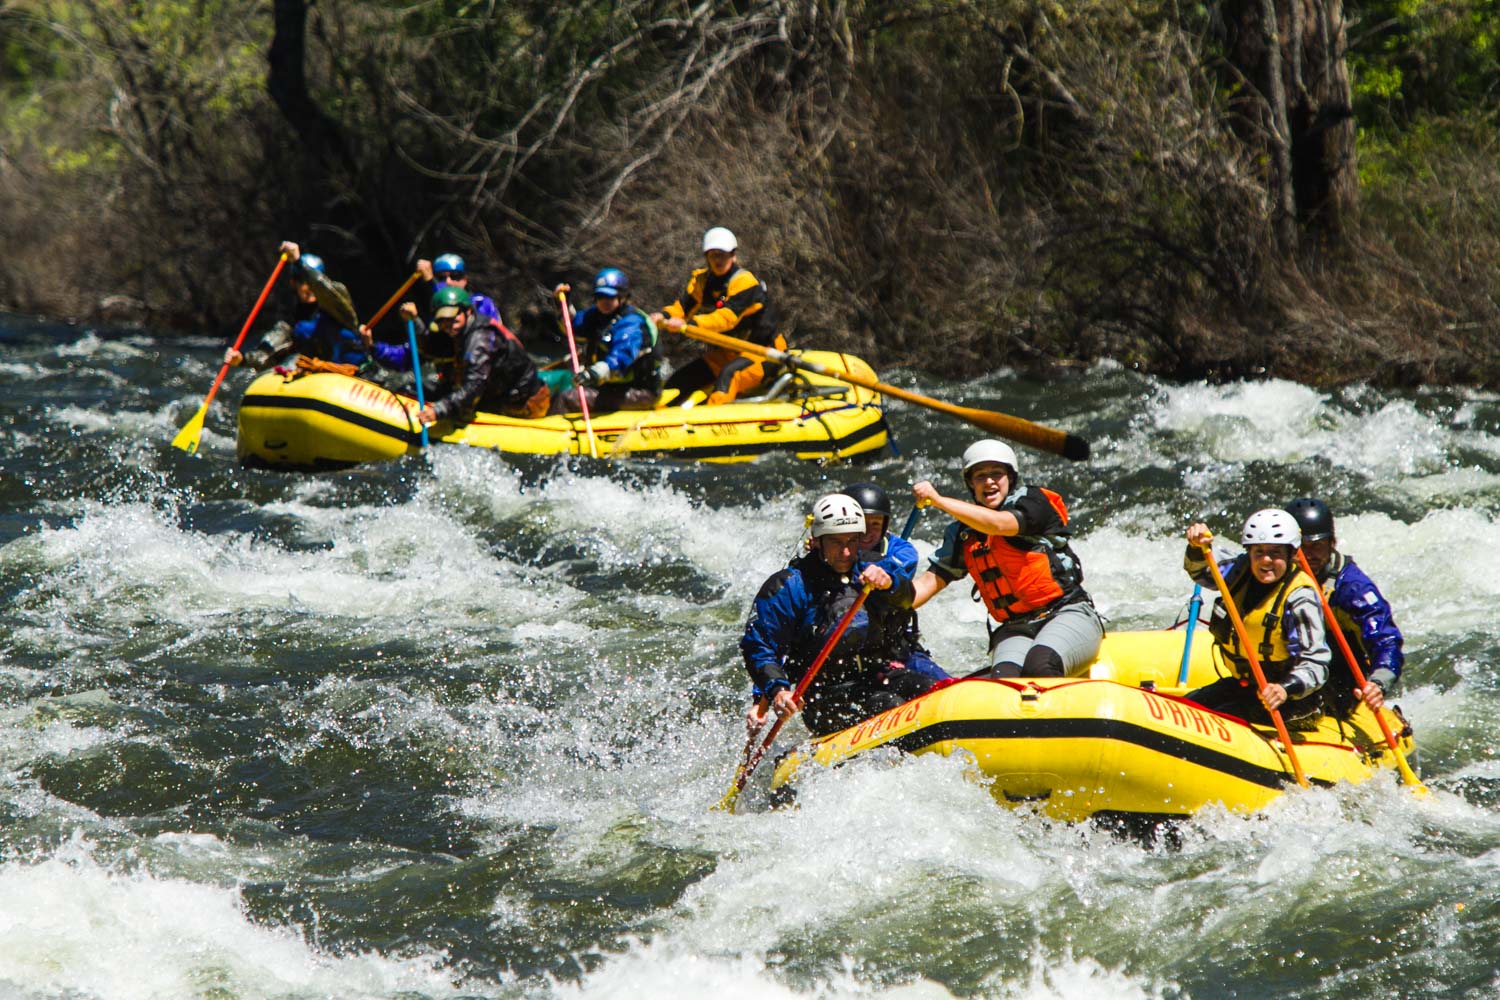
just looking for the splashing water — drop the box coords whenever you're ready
[1,316,1496,998]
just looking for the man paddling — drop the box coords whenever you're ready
[653,226,784,406]
[224,241,367,371]
[1285,497,1406,715]
[550,268,662,415]
[373,286,549,423]
[742,494,938,738]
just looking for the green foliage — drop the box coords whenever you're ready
[1,0,1496,384]
[1347,0,1500,124]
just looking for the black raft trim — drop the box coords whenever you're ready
[241,393,422,447]
[889,717,1333,790]
[242,393,888,460]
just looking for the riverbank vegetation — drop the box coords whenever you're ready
[2,1,1497,385]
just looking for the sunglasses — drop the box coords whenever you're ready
[594,292,619,300]
[434,271,463,281]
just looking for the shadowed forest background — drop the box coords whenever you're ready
[1,0,1497,385]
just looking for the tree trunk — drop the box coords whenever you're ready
[1224,0,1357,254]
[268,0,355,177]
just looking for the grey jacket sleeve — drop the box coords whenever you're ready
[1283,588,1331,698]
[245,320,294,369]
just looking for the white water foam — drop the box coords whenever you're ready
[1147,377,1468,481]
[0,837,467,1000]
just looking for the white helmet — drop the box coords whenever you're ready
[1241,508,1301,548]
[702,227,737,254]
[961,439,1019,481]
[810,493,866,538]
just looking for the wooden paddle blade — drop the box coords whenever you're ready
[949,402,1090,461]
[171,403,208,454]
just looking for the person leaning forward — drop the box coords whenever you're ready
[224,241,366,371]
[910,439,1103,678]
[375,286,549,424]
[1284,497,1403,716]
[549,267,661,415]
[741,493,939,739]
[1183,509,1331,726]
[653,226,785,406]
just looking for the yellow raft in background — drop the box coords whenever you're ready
[770,629,1417,822]
[236,350,889,469]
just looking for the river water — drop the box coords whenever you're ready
[1,311,1497,999]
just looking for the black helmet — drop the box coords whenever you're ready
[841,482,892,523]
[1285,497,1334,542]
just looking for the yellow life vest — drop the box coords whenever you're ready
[1208,562,1317,680]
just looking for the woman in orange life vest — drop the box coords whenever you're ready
[910,439,1103,677]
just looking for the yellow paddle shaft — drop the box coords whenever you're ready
[1198,540,1309,788]
[676,324,1090,461]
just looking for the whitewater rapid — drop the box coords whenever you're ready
[1,318,1497,998]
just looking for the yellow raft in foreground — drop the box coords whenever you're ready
[236,350,889,469]
[770,629,1416,822]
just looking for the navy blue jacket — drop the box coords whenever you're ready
[1321,552,1405,692]
[742,551,888,700]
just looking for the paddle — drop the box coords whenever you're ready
[366,270,422,331]
[1294,549,1426,793]
[406,318,429,449]
[172,253,289,454]
[1198,538,1309,788]
[677,323,1090,461]
[714,581,876,813]
[557,291,599,459]
[715,506,923,812]
[1176,584,1204,686]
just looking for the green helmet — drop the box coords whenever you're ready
[431,285,473,315]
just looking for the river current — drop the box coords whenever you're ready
[1,311,1498,999]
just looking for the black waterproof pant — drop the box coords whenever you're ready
[1187,676,1324,728]
[802,667,938,738]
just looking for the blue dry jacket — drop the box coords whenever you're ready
[741,550,881,700]
[574,305,660,388]
[861,533,949,680]
[291,314,366,367]
[1322,551,1404,691]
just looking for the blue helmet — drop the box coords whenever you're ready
[295,253,325,277]
[593,267,629,297]
[433,253,466,278]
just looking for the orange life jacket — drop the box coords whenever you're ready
[959,487,1082,625]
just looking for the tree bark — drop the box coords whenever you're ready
[268,0,356,176]
[1224,0,1357,254]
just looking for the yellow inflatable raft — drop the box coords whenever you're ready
[235,350,889,469]
[770,629,1417,822]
